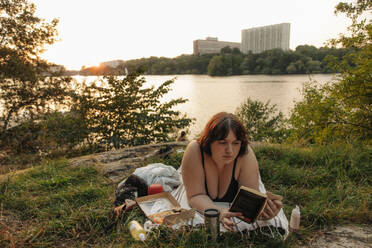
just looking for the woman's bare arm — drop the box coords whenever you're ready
[237,145,282,220]
[237,145,259,190]
[181,141,219,212]
[181,141,242,230]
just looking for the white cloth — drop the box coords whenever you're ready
[132,163,181,192]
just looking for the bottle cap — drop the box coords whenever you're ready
[293,205,300,215]
[139,233,146,241]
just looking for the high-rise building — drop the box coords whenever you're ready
[241,23,290,54]
[193,37,241,55]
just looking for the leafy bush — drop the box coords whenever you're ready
[0,111,89,155]
[75,72,193,150]
[38,111,90,151]
[235,98,288,143]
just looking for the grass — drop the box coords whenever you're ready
[0,143,371,247]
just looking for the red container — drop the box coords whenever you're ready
[148,184,163,195]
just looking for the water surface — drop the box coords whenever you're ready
[140,74,336,138]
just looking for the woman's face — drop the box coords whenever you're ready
[210,130,241,165]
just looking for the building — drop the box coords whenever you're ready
[193,37,241,55]
[241,23,290,54]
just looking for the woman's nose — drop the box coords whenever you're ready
[226,144,233,154]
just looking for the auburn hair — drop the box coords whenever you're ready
[198,112,249,156]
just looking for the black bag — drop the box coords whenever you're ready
[113,174,148,206]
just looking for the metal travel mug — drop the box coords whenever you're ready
[204,208,220,241]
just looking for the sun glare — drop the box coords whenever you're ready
[78,61,102,70]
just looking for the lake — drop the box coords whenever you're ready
[134,74,336,138]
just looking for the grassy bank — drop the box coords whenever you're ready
[0,144,371,247]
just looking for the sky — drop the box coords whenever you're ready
[31,0,352,70]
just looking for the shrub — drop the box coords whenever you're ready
[235,98,288,143]
[0,110,89,155]
[75,72,193,150]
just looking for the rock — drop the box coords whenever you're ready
[69,141,187,183]
[302,225,372,248]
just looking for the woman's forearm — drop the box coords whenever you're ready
[188,194,223,214]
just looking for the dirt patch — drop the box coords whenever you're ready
[303,225,371,248]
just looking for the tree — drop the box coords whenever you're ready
[231,54,244,74]
[232,47,241,55]
[77,72,193,150]
[289,0,372,144]
[288,82,341,144]
[0,0,72,134]
[328,0,372,141]
[306,59,322,73]
[235,98,287,143]
[220,46,232,54]
[295,45,318,59]
[240,52,256,74]
[207,55,226,76]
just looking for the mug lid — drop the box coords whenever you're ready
[204,208,220,217]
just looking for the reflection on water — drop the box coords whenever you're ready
[142,74,336,138]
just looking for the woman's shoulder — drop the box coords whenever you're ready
[185,140,200,152]
[182,140,203,172]
[236,144,258,168]
[183,140,201,162]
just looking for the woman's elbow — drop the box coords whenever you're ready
[187,193,204,207]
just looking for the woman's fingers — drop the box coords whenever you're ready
[222,217,236,231]
[260,211,270,219]
[269,199,283,217]
[260,199,283,220]
[273,199,283,209]
[265,200,275,216]
[220,210,242,231]
[269,199,279,214]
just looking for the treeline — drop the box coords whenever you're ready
[79,45,348,76]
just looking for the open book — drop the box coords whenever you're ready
[229,186,282,223]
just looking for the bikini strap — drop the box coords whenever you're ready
[200,146,205,168]
[232,157,238,180]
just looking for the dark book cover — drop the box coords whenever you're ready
[229,186,267,223]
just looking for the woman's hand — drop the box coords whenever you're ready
[219,208,242,231]
[260,199,282,220]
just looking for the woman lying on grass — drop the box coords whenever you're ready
[181,112,283,231]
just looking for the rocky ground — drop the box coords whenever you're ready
[69,141,187,183]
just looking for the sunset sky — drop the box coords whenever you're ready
[32,0,352,70]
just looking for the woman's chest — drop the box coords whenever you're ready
[204,160,238,199]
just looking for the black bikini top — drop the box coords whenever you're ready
[201,147,239,202]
